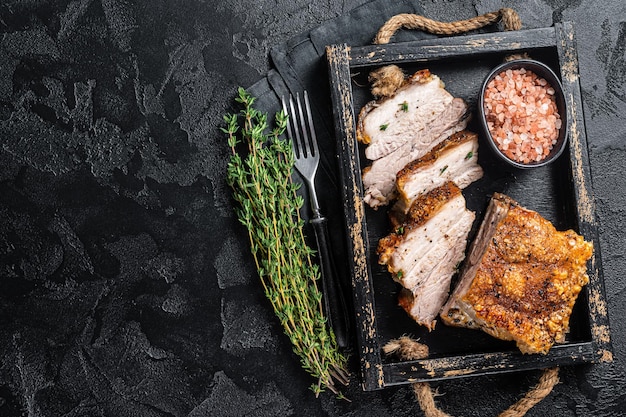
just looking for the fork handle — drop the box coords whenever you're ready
[310,215,351,349]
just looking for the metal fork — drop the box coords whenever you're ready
[282,91,351,349]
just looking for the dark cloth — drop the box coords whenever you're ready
[248,0,429,174]
[249,0,428,114]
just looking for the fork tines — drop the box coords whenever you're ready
[282,91,319,160]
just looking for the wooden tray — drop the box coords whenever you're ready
[325,22,612,391]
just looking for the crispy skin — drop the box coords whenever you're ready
[441,193,593,354]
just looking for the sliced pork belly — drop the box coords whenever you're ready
[440,193,593,354]
[357,69,454,161]
[378,182,475,330]
[397,228,470,330]
[393,131,483,215]
[362,98,469,208]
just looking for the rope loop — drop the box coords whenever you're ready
[384,337,559,417]
[368,8,525,98]
[374,8,521,45]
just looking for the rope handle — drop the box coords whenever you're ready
[384,337,559,417]
[374,8,522,45]
[368,9,526,99]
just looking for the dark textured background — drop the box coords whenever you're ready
[1,0,625,416]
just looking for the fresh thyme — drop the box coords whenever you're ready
[399,101,409,112]
[223,88,349,397]
[379,123,389,131]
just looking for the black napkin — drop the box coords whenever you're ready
[248,0,429,110]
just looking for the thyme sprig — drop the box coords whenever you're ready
[224,87,349,397]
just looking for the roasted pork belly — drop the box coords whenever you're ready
[361,98,469,208]
[357,69,454,161]
[378,182,475,330]
[440,193,593,354]
[393,130,483,215]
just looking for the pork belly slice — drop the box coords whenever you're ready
[362,98,469,208]
[357,69,454,161]
[393,130,483,215]
[378,182,475,330]
[397,229,470,330]
[440,193,593,354]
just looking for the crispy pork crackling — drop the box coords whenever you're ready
[440,193,593,354]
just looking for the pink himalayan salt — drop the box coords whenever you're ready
[484,68,562,164]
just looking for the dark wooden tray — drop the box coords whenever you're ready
[325,22,612,391]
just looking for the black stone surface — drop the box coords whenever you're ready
[1,1,625,416]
